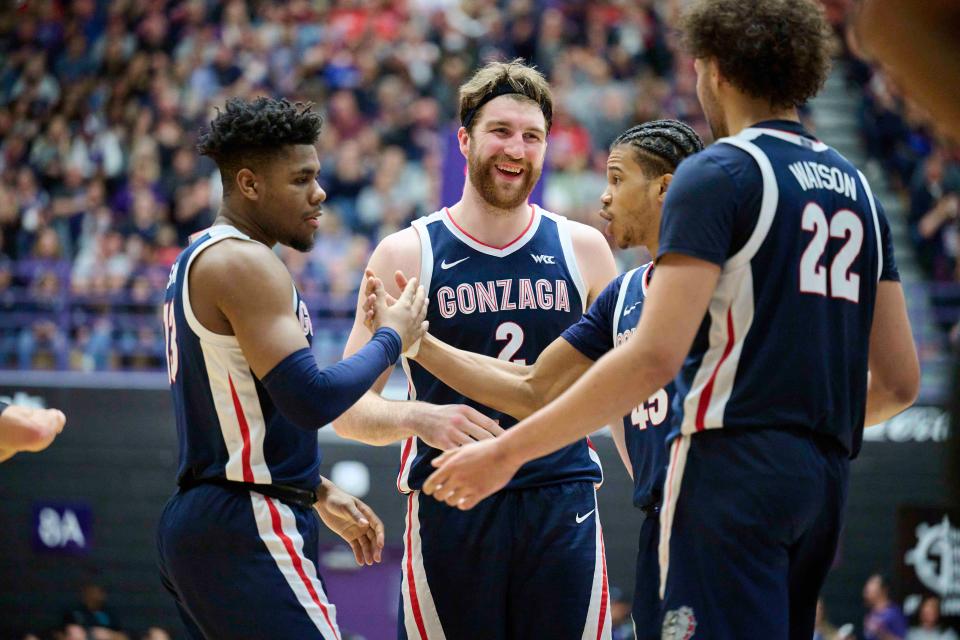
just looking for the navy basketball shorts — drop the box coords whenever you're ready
[658,428,849,640]
[157,484,340,640]
[632,513,661,640]
[398,481,612,640]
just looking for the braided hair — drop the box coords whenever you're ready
[610,119,704,177]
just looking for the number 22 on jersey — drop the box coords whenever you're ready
[799,202,864,303]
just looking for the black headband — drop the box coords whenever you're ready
[461,80,549,130]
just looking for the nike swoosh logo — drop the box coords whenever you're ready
[575,509,596,524]
[440,257,470,270]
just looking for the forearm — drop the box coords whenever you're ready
[918,206,949,239]
[332,391,417,445]
[609,423,633,480]
[415,334,539,419]
[263,329,401,431]
[499,344,674,466]
[864,372,916,427]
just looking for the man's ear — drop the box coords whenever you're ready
[457,126,470,159]
[658,173,673,202]
[236,168,259,200]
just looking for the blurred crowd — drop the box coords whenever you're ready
[0,0,696,371]
[813,574,958,640]
[6,0,955,371]
[19,574,958,640]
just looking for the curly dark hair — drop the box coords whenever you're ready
[197,97,323,182]
[680,0,833,109]
[611,120,704,177]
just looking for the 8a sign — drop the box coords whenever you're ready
[32,504,92,555]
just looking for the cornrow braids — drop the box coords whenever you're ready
[611,119,704,177]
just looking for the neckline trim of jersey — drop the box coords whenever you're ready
[641,261,654,296]
[441,204,541,256]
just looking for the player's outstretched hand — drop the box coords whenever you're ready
[410,403,504,450]
[313,478,385,566]
[423,439,519,510]
[363,269,428,353]
[0,405,67,462]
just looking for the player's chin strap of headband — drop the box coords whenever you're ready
[461,80,548,129]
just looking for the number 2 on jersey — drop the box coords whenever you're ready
[799,202,863,302]
[495,321,526,365]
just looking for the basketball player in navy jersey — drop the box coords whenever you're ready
[156,97,428,639]
[364,120,703,639]
[333,60,619,639]
[425,2,921,638]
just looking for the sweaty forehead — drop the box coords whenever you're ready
[475,95,546,132]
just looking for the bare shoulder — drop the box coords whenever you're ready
[567,219,610,252]
[190,238,290,298]
[371,227,421,264]
[567,220,617,301]
[367,226,422,296]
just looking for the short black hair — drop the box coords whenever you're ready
[197,97,323,185]
[611,120,704,177]
[680,0,833,109]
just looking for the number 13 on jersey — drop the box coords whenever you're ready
[163,301,179,384]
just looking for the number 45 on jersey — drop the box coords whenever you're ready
[631,388,668,430]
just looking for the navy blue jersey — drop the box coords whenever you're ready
[562,263,673,509]
[162,225,321,490]
[657,121,899,457]
[399,206,603,491]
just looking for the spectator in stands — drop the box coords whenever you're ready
[63,582,123,637]
[864,573,909,640]
[907,596,959,640]
[910,150,960,281]
[609,586,634,640]
[60,624,88,640]
[815,598,840,640]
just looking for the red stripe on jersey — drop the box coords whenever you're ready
[596,527,609,640]
[188,228,211,244]
[397,437,414,493]
[444,205,535,250]
[228,374,255,482]
[586,436,596,451]
[405,493,429,639]
[695,307,736,431]
[265,497,340,640]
